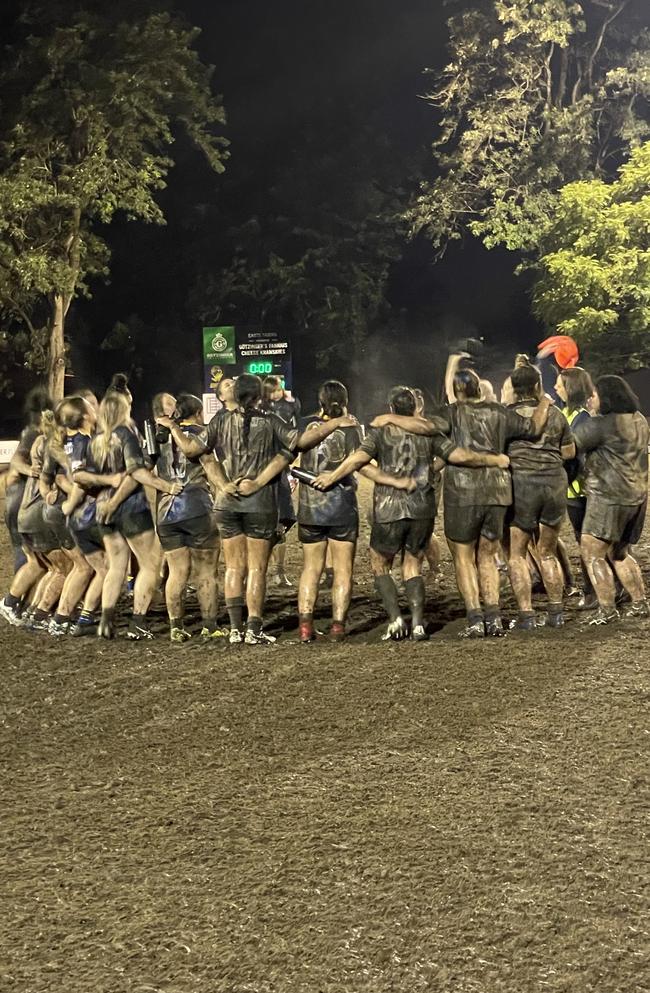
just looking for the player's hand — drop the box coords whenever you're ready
[168,481,184,496]
[495,454,510,469]
[312,472,335,490]
[96,499,116,524]
[28,466,40,478]
[222,481,239,497]
[109,473,124,488]
[236,478,259,497]
[338,414,359,428]
[155,415,174,429]
[61,499,74,517]
[397,476,417,492]
[45,489,58,506]
[370,414,392,428]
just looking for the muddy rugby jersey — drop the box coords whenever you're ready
[17,435,47,533]
[85,425,149,517]
[298,416,362,527]
[507,401,573,479]
[197,407,299,514]
[443,401,538,507]
[157,423,214,524]
[5,425,39,521]
[359,424,454,523]
[573,412,649,506]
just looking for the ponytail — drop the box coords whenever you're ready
[92,392,130,470]
[318,380,348,419]
[235,374,263,448]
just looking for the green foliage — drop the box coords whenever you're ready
[0,0,227,393]
[532,140,650,368]
[412,0,650,254]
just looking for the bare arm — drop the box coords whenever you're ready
[370,413,449,436]
[61,483,85,517]
[73,469,124,490]
[312,449,372,489]
[445,353,467,405]
[447,448,509,468]
[200,454,232,497]
[359,464,416,491]
[236,453,292,496]
[295,415,357,451]
[529,397,552,436]
[157,418,205,459]
[131,466,182,496]
[10,451,38,479]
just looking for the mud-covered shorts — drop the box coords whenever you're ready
[298,521,358,544]
[158,513,219,552]
[444,504,507,544]
[216,509,278,542]
[18,502,65,554]
[510,474,567,533]
[370,517,434,558]
[98,507,154,540]
[583,498,646,558]
[71,524,105,557]
[42,503,75,551]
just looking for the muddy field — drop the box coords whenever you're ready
[1,480,649,993]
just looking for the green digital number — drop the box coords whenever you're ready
[247,360,273,374]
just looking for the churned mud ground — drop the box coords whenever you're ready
[1,480,649,992]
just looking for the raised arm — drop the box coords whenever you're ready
[157,417,206,459]
[445,352,468,405]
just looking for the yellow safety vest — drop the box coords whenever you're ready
[564,407,588,499]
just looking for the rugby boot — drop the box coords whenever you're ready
[587,606,619,626]
[485,614,506,637]
[624,600,650,619]
[411,624,429,642]
[48,618,69,637]
[299,620,316,643]
[329,622,346,643]
[509,611,537,632]
[0,597,21,626]
[200,626,229,641]
[244,627,277,646]
[270,571,293,589]
[170,626,191,643]
[127,618,154,640]
[577,593,598,611]
[381,616,409,641]
[97,618,115,639]
[545,610,565,629]
[228,628,243,645]
[70,618,98,637]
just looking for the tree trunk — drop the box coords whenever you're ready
[48,293,66,400]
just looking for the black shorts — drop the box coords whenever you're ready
[511,474,567,533]
[72,524,105,557]
[583,498,646,558]
[158,514,219,552]
[43,505,75,551]
[299,522,358,544]
[370,518,434,558]
[216,509,278,542]
[20,528,58,554]
[99,508,154,540]
[444,504,507,544]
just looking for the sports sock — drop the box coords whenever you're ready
[5,594,20,610]
[247,615,263,635]
[404,576,425,627]
[170,617,184,630]
[226,597,244,631]
[467,608,484,625]
[53,612,69,625]
[374,575,401,622]
[202,616,220,632]
[484,603,501,622]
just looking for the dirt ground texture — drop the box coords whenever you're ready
[1,479,649,993]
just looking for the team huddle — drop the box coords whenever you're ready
[1,354,648,643]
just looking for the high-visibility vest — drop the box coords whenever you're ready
[564,407,588,498]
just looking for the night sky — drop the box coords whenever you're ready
[4,0,540,420]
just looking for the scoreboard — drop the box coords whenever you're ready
[202,327,292,397]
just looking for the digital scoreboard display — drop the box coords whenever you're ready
[202,327,292,396]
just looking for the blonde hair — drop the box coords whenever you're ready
[91,392,131,470]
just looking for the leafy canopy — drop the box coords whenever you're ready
[0,0,227,390]
[411,0,650,254]
[532,139,650,368]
